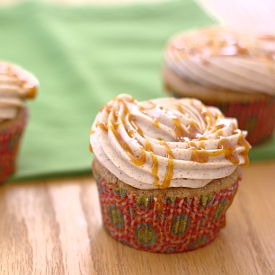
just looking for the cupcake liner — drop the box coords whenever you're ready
[0,108,28,184]
[93,170,240,253]
[204,97,275,146]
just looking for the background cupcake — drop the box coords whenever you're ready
[90,94,250,253]
[0,61,38,184]
[162,26,275,146]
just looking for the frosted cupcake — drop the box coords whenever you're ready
[0,61,38,183]
[162,26,275,145]
[89,94,250,253]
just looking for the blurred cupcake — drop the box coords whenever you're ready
[162,26,275,145]
[89,94,250,253]
[0,61,38,184]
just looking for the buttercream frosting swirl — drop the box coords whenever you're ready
[165,27,275,96]
[0,61,38,123]
[90,94,250,190]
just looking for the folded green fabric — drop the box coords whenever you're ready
[0,0,272,182]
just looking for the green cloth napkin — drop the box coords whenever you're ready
[0,0,273,182]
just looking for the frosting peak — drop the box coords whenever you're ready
[0,62,39,123]
[90,94,250,190]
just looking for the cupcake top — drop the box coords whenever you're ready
[90,94,251,190]
[164,26,275,96]
[0,61,39,123]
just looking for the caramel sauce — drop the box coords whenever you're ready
[199,140,205,149]
[26,85,37,99]
[127,129,135,138]
[94,96,251,189]
[173,118,200,141]
[176,103,184,114]
[119,98,145,137]
[6,63,38,98]
[98,122,108,131]
[100,100,147,166]
[191,138,245,165]
[238,134,251,166]
[146,100,154,107]
[154,118,159,128]
[109,122,146,166]
[159,140,174,189]
[221,216,227,229]
[161,157,174,189]
[191,150,209,163]
[138,101,160,128]
[89,127,95,154]
[89,144,93,153]
[145,139,159,187]
[201,107,214,127]
[172,29,275,63]
[100,105,111,113]
[187,140,205,150]
[215,124,225,130]
[218,139,239,165]
[128,113,144,136]
[199,31,250,60]
[222,187,239,228]
[198,135,208,140]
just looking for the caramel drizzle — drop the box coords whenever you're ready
[128,113,144,136]
[153,118,159,128]
[89,144,93,153]
[94,96,251,189]
[109,121,147,166]
[171,28,275,63]
[89,130,95,153]
[190,136,250,165]
[160,101,202,141]
[5,63,38,98]
[158,139,174,189]
[145,139,159,187]
[111,100,147,166]
[237,132,251,166]
[173,118,201,141]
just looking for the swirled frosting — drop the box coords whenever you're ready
[90,94,250,190]
[0,61,38,123]
[165,27,275,96]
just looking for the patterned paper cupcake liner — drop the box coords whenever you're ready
[0,108,28,184]
[198,97,275,146]
[93,170,240,253]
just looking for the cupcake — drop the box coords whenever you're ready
[0,61,38,184]
[89,94,251,253]
[162,26,275,145]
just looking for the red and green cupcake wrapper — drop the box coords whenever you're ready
[204,97,275,146]
[0,108,28,184]
[93,170,240,253]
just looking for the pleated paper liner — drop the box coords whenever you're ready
[92,160,241,253]
[0,108,28,184]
